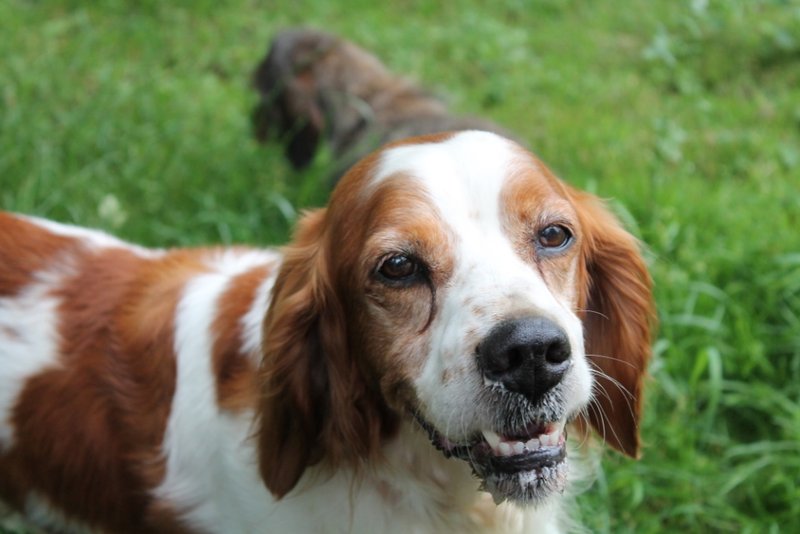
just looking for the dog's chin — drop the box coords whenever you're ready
[414,415,569,505]
[472,440,568,505]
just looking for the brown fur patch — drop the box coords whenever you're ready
[0,213,76,296]
[1,245,207,532]
[212,264,274,412]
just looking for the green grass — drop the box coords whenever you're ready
[2,0,799,532]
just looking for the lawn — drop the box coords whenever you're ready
[1,0,799,532]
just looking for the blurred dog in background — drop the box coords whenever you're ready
[252,28,517,181]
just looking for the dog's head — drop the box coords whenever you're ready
[251,28,391,170]
[256,131,654,505]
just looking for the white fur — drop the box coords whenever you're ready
[240,269,280,358]
[159,414,557,533]
[0,271,66,451]
[20,215,160,257]
[203,249,280,277]
[154,271,265,531]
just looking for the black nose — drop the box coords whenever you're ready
[476,317,571,402]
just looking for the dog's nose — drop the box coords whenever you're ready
[476,317,571,402]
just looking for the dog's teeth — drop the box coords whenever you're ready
[538,425,562,447]
[524,437,540,450]
[482,430,501,448]
[482,422,567,457]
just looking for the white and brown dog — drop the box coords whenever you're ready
[0,131,653,533]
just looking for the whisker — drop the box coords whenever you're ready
[574,308,610,320]
[588,369,615,405]
[590,366,636,404]
[585,352,640,370]
[591,366,639,428]
[586,398,608,444]
[572,406,594,450]
[586,367,639,448]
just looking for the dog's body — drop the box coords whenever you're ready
[252,28,517,181]
[1,132,653,533]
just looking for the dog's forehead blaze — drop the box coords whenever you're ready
[334,131,499,210]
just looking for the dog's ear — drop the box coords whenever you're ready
[256,209,386,498]
[283,92,323,170]
[571,189,655,458]
[251,32,324,169]
[251,46,285,144]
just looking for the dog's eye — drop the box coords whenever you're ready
[377,254,419,282]
[537,225,572,250]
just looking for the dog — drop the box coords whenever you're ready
[252,28,518,181]
[0,131,653,533]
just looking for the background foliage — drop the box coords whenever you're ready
[2,0,799,532]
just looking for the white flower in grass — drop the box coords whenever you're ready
[98,194,127,228]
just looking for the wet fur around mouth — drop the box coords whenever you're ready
[411,386,572,504]
[475,382,570,435]
[477,458,569,505]
[469,433,569,505]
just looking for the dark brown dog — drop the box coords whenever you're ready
[252,28,517,180]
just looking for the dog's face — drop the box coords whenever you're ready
[257,131,654,505]
[341,133,593,503]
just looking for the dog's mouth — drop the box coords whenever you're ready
[414,414,568,504]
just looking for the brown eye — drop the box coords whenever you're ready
[378,254,419,281]
[537,225,572,250]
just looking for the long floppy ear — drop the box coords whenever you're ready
[251,43,287,144]
[283,107,323,169]
[251,32,324,169]
[256,209,387,498]
[571,190,655,458]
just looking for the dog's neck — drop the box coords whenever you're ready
[281,421,565,534]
